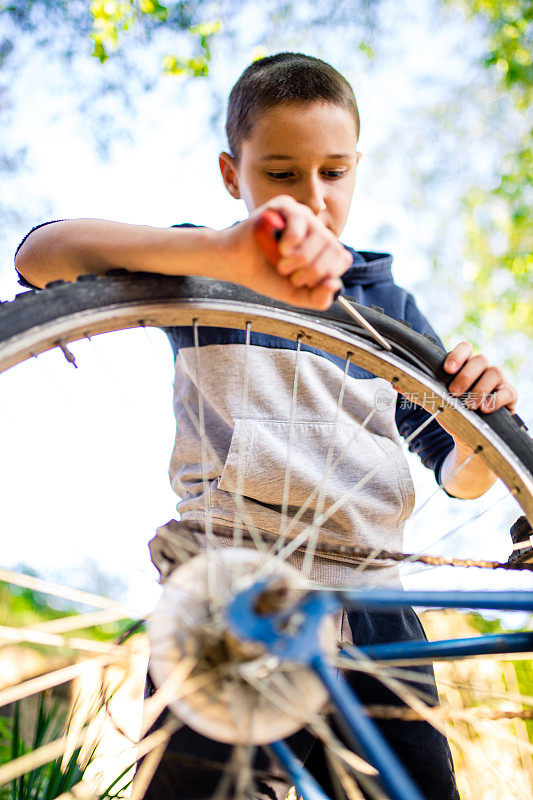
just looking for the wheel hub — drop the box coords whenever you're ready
[148,548,336,744]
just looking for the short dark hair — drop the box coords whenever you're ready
[225,52,360,163]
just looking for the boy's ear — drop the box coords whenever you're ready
[219,152,241,199]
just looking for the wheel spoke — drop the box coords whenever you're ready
[282,406,377,543]
[278,334,303,551]
[0,568,134,613]
[193,320,220,616]
[302,355,352,579]
[390,492,512,587]
[178,387,269,555]
[2,278,532,799]
[263,409,443,576]
[129,738,168,800]
[0,652,124,707]
[232,321,252,555]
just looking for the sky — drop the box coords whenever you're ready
[1,0,531,615]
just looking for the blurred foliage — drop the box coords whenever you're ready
[0,0,379,78]
[445,0,532,348]
[0,0,530,355]
[162,20,223,77]
[467,611,505,634]
[0,714,11,796]
[0,578,66,628]
[3,696,92,800]
[448,0,531,108]
[90,0,140,64]
[0,695,132,799]
[0,572,142,796]
[0,575,143,645]
[466,611,533,742]
[87,0,378,72]
[89,0,222,76]
[514,658,533,742]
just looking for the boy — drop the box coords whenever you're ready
[15,52,517,800]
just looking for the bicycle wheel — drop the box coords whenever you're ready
[1,271,532,800]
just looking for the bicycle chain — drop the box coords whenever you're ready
[310,539,533,572]
[230,526,533,572]
[361,705,533,722]
[154,519,533,575]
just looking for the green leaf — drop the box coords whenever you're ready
[139,0,167,21]
[162,54,210,77]
[92,38,109,63]
[188,20,222,37]
[358,40,375,59]
[4,696,106,800]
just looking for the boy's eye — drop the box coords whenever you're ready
[266,170,347,180]
[267,171,293,180]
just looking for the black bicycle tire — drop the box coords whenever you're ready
[3,271,533,800]
[1,270,532,525]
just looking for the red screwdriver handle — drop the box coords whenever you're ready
[253,209,286,266]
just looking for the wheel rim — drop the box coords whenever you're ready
[2,278,533,800]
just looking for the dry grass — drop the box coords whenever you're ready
[422,610,533,800]
[3,612,532,799]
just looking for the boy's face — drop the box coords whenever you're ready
[219,101,361,239]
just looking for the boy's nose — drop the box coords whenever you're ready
[298,176,327,215]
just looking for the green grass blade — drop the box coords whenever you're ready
[10,703,25,800]
[98,761,135,799]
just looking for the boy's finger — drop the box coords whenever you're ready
[276,244,325,276]
[479,386,517,414]
[461,366,505,408]
[276,256,298,276]
[448,353,489,395]
[278,229,329,273]
[288,254,334,288]
[290,268,311,288]
[310,277,343,309]
[443,341,473,373]
[287,278,341,311]
[263,197,309,256]
[284,242,350,287]
[278,223,306,257]
[279,274,340,311]
[304,242,352,283]
[289,258,340,289]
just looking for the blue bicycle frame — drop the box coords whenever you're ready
[228,583,533,800]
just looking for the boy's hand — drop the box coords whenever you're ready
[436,343,518,498]
[266,197,351,290]
[435,342,518,465]
[396,341,518,450]
[218,195,352,311]
[443,341,517,414]
[397,342,518,498]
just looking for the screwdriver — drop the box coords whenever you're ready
[253,209,391,351]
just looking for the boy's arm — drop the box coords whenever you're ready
[14,219,227,289]
[438,342,518,499]
[14,197,351,311]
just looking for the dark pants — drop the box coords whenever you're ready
[143,606,460,800]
